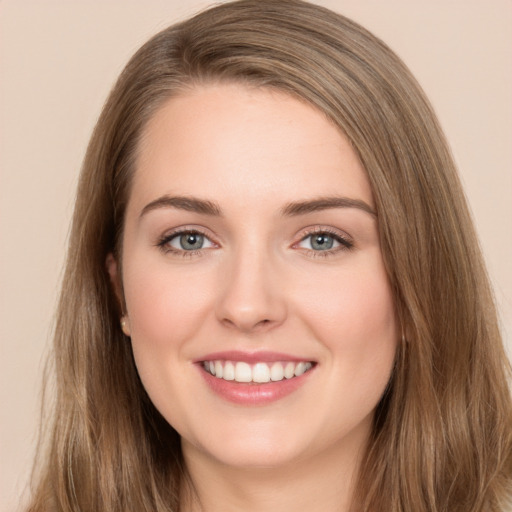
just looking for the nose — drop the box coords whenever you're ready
[215,247,287,334]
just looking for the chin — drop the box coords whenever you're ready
[178,416,313,469]
[198,438,306,470]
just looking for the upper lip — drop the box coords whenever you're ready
[194,350,316,364]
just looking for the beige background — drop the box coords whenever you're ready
[1,1,511,511]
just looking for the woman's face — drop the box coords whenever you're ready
[111,84,397,469]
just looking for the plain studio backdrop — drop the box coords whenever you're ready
[0,1,511,511]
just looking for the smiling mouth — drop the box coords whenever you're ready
[201,360,314,383]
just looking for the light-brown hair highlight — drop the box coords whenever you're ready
[28,1,512,511]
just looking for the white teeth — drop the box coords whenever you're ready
[270,362,284,381]
[214,361,223,379]
[253,363,271,383]
[284,362,295,379]
[223,361,235,380]
[203,360,314,383]
[235,362,252,382]
[294,362,306,376]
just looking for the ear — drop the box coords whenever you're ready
[106,253,131,336]
[106,252,123,306]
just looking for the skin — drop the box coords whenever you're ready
[108,83,397,512]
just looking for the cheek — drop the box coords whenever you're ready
[301,257,395,336]
[295,253,397,379]
[123,257,215,349]
[121,257,218,425]
[298,257,397,430]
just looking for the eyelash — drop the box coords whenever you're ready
[156,227,354,258]
[156,228,213,258]
[294,227,354,258]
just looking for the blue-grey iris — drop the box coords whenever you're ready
[180,233,204,250]
[311,234,334,250]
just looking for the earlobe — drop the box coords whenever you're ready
[120,315,131,337]
[401,325,411,345]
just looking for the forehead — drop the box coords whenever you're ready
[131,83,373,212]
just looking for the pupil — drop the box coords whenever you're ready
[312,234,333,250]
[181,233,203,250]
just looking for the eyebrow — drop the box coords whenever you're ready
[139,194,376,219]
[140,195,222,218]
[281,196,376,217]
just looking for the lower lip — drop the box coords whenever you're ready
[198,365,315,405]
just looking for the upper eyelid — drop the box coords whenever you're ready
[294,225,352,242]
[156,228,218,257]
[158,226,217,242]
[292,227,354,255]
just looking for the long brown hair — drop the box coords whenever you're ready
[28,1,512,510]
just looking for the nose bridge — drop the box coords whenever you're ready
[216,238,286,332]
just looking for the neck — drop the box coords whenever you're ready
[179,430,368,512]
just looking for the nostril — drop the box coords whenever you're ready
[221,316,275,333]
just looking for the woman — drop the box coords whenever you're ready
[27,1,512,510]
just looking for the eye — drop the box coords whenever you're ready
[296,229,353,254]
[300,233,338,251]
[158,230,215,254]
